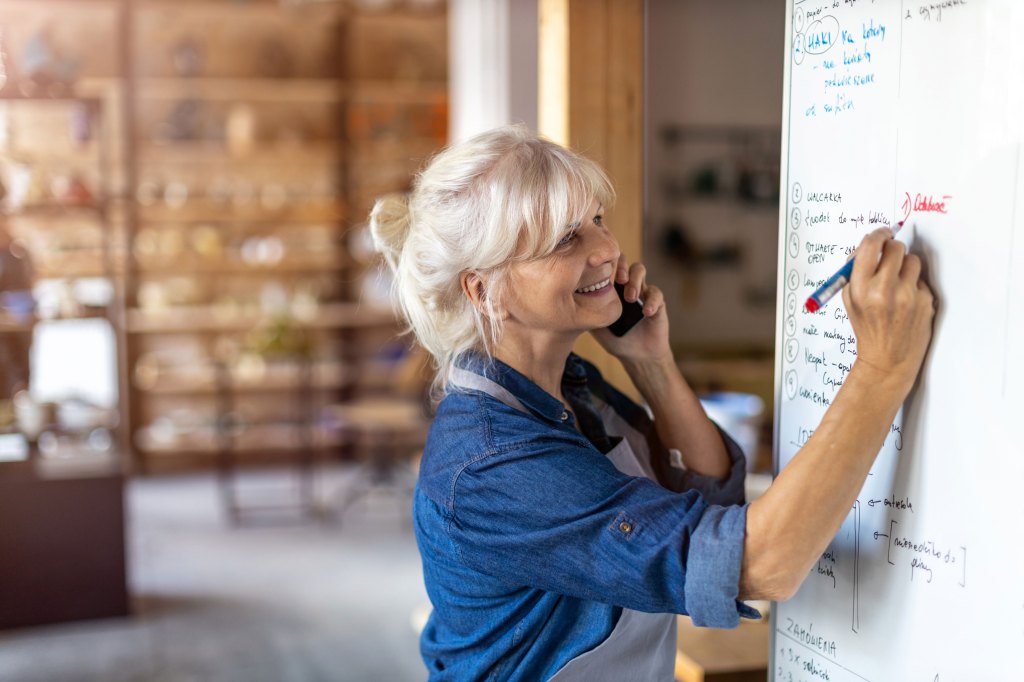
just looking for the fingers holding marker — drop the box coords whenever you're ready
[876,237,907,286]
[805,227,895,313]
[850,227,894,288]
[899,252,923,285]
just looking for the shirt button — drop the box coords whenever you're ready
[619,522,633,533]
[560,411,569,421]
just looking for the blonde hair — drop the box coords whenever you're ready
[369,125,614,397]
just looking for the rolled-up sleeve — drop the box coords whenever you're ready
[448,436,754,626]
[684,503,760,627]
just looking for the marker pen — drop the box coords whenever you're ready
[803,221,904,313]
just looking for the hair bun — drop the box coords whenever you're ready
[369,193,412,271]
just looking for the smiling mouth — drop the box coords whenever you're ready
[575,278,611,294]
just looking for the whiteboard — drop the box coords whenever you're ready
[773,2,1024,680]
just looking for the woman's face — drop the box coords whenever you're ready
[501,199,622,340]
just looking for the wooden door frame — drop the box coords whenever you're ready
[539,0,645,399]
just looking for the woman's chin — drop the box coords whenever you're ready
[587,309,624,333]
[567,296,622,333]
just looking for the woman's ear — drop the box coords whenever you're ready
[460,271,506,320]
[460,271,486,309]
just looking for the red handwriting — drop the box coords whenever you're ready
[901,192,953,221]
[914,194,952,212]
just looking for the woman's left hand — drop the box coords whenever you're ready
[591,255,672,363]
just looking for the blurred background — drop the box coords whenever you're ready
[0,1,782,680]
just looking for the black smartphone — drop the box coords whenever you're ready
[607,282,645,337]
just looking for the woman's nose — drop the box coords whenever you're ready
[588,226,620,267]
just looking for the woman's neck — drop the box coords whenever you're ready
[493,331,578,403]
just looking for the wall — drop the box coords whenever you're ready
[645,0,786,353]
[646,0,784,129]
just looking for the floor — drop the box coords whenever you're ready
[0,467,430,682]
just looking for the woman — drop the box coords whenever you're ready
[370,126,933,681]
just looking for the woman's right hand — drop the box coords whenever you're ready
[741,228,936,602]
[842,227,935,393]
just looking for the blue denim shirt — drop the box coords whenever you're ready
[414,353,757,681]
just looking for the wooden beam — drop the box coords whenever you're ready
[538,0,569,144]
[539,0,645,399]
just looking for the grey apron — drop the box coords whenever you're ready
[449,368,678,682]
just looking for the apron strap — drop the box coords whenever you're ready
[449,366,530,415]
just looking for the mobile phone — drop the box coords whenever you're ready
[607,282,645,337]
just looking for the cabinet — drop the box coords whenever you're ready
[0,462,129,629]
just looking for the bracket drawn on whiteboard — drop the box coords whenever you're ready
[852,500,861,633]
[872,519,898,566]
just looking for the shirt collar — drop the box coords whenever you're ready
[455,351,588,423]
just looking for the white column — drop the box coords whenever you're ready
[449,0,538,143]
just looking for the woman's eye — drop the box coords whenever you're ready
[593,214,603,227]
[558,231,577,247]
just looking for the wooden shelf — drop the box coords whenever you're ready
[135,424,345,456]
[136,78,344,103]
[0,312,114,332]
[137,378,348,396]
[136,363,395,396]
[134,258,348,276]
[135,0,344,16]
[137,364,350,395]
[348,80,447,102]
[138,142,340,165]
[0,315,36,333]
[126,302,396,334]
[138,200,344,224]
[0,144,103,161]
[346,3,447,18]
[6,204,105,219]
[347,135,442,155]
[42,311,114,323]
[74,77,123,100]
[36,266,118,279]
[0,0,119,9]
[0,94,104,105]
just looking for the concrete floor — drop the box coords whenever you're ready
[0,468,429,682]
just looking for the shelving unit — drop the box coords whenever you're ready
[0,94,125,458]
[122,0,448,480]
[0,0,447,623]
[124,0,342,484]
[0,0,449,480]
[0,1,130,628]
